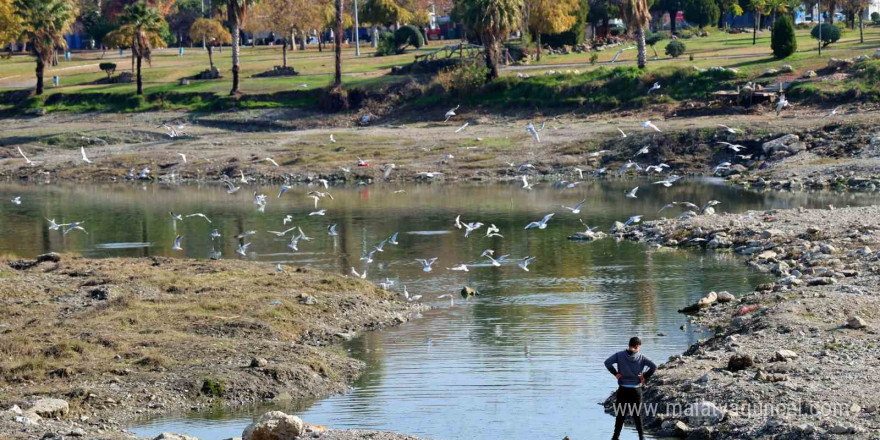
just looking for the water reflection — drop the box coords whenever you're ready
[1,181,876,440]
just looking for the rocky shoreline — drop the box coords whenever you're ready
[0,255,427,440]
[611,205,880,439]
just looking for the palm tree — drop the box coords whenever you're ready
[120,2,165,95]
[228,0,255,95]
[334,0,343,87]
[13,0,74,95]
[458,0,522,80]
[620,0,651,68]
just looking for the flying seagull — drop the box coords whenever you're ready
[80,147,92,164]
[616,128,627,138]
[642,121,662,133]
[171,235,184,251]
[17,147,33,165]
[351,267,367,279]
[525,123,541,143]
[626,186,639,199]
[415,258,438,272]
[717,124,739,134]
[776,93,789,117]
[525,213,555,230]
[455,122,469,133]
[444,105,460,122]
[186,213,211,223]
[562,199,586,214]
[647,82,661,94]
[11,196,21,205]
[518,256,536,271]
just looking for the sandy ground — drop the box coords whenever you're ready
[2,104,880,187]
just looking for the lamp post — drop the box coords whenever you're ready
[818,0,822,55]
[354,0,361,56]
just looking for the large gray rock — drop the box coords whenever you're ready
[687,401,726,425]
[154,434,200,440]
[242,411,304,440]
[847,316,867,329]
[762,134,805,155]
[24,398,69,419]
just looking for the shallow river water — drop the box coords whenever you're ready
[2,179,878,440]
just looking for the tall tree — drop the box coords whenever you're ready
[13,0,75,95]
[249,0,321,66]
[0,0,23,50]
[747,0,765,44]
[120,2,166,95]
[715,0,743,27]
[620,0,651,68]
[360,0,411,47]
[189,18,231,69]
[524,0,578,60]
[228,0,254,95]
[683,0,719,28]
[334,0,343,87]
[655,0,681,33]
[456,0,522,80]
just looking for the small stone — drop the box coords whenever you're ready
[242,411,304,440]
[24,398,69,419]
[829,424,853,434]
[153,434,200,440]
[774,349,799,362]
[250,358,268,368]
[716,291,735,303]
[802,70,817,78]
[68,428,86,437]
[847,316,867,329]
[460,286,477,297]
[728,353,753,371]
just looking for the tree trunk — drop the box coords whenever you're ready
[602,17,609,38]
[231,21,241,95]
[753,12,758,44]
[859,10,864,43]
[482,32,500,79]
[290,31,296,50]
[334,0,343,87]
[635,27,647,68]
[300,33,306,50]
[718,7,725,28]
[282,41,287,67]
[136,55,143,95]
[208,45,214,69]
[371,24,378,48]
[536,32,542,61]
[35,59,45,95]
[828,3,835,23]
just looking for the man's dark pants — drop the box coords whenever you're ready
[612,386,644,439]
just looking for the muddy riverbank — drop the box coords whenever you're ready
[2,109,880,189]
[614,205,880,439]
[0,255,426,439]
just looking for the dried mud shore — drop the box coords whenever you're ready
[614,205,880,439]
[0,255,427,440]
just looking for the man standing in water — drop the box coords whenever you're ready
[604,337,657,440]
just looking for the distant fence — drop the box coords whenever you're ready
[414,43,484,63]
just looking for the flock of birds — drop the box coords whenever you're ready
[6,108,757,307]
[9,95,832,305]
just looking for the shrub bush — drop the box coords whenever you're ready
[590,52,598,65]
[771,16,797,58]
[375,32,397,56]
[872,12,880,24]
[665,40,686,58]
[394,25,424,50]
[433,60,489,98]
[811,23,841,47]
[99,62,116,79]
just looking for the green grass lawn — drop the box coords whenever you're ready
[2,24,880,115]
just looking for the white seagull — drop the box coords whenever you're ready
[525,213,555,230]
[642,121,662,133]
[455,122,469,133]
[647,82,661,94]
[616,128,627,138]
[11,196,21,205]
[626,186,639,198]
[415,258,438,272]
[717,124,739,134]
[186,213,211,223]
[525,123,541,143]
[518,256,536,271]
[17,147,33,165]
[562,199,586,214]
[80,147,93,164]
[171,235,184,251]
[444,105,460,122]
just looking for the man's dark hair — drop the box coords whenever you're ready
[629,337,642,348]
